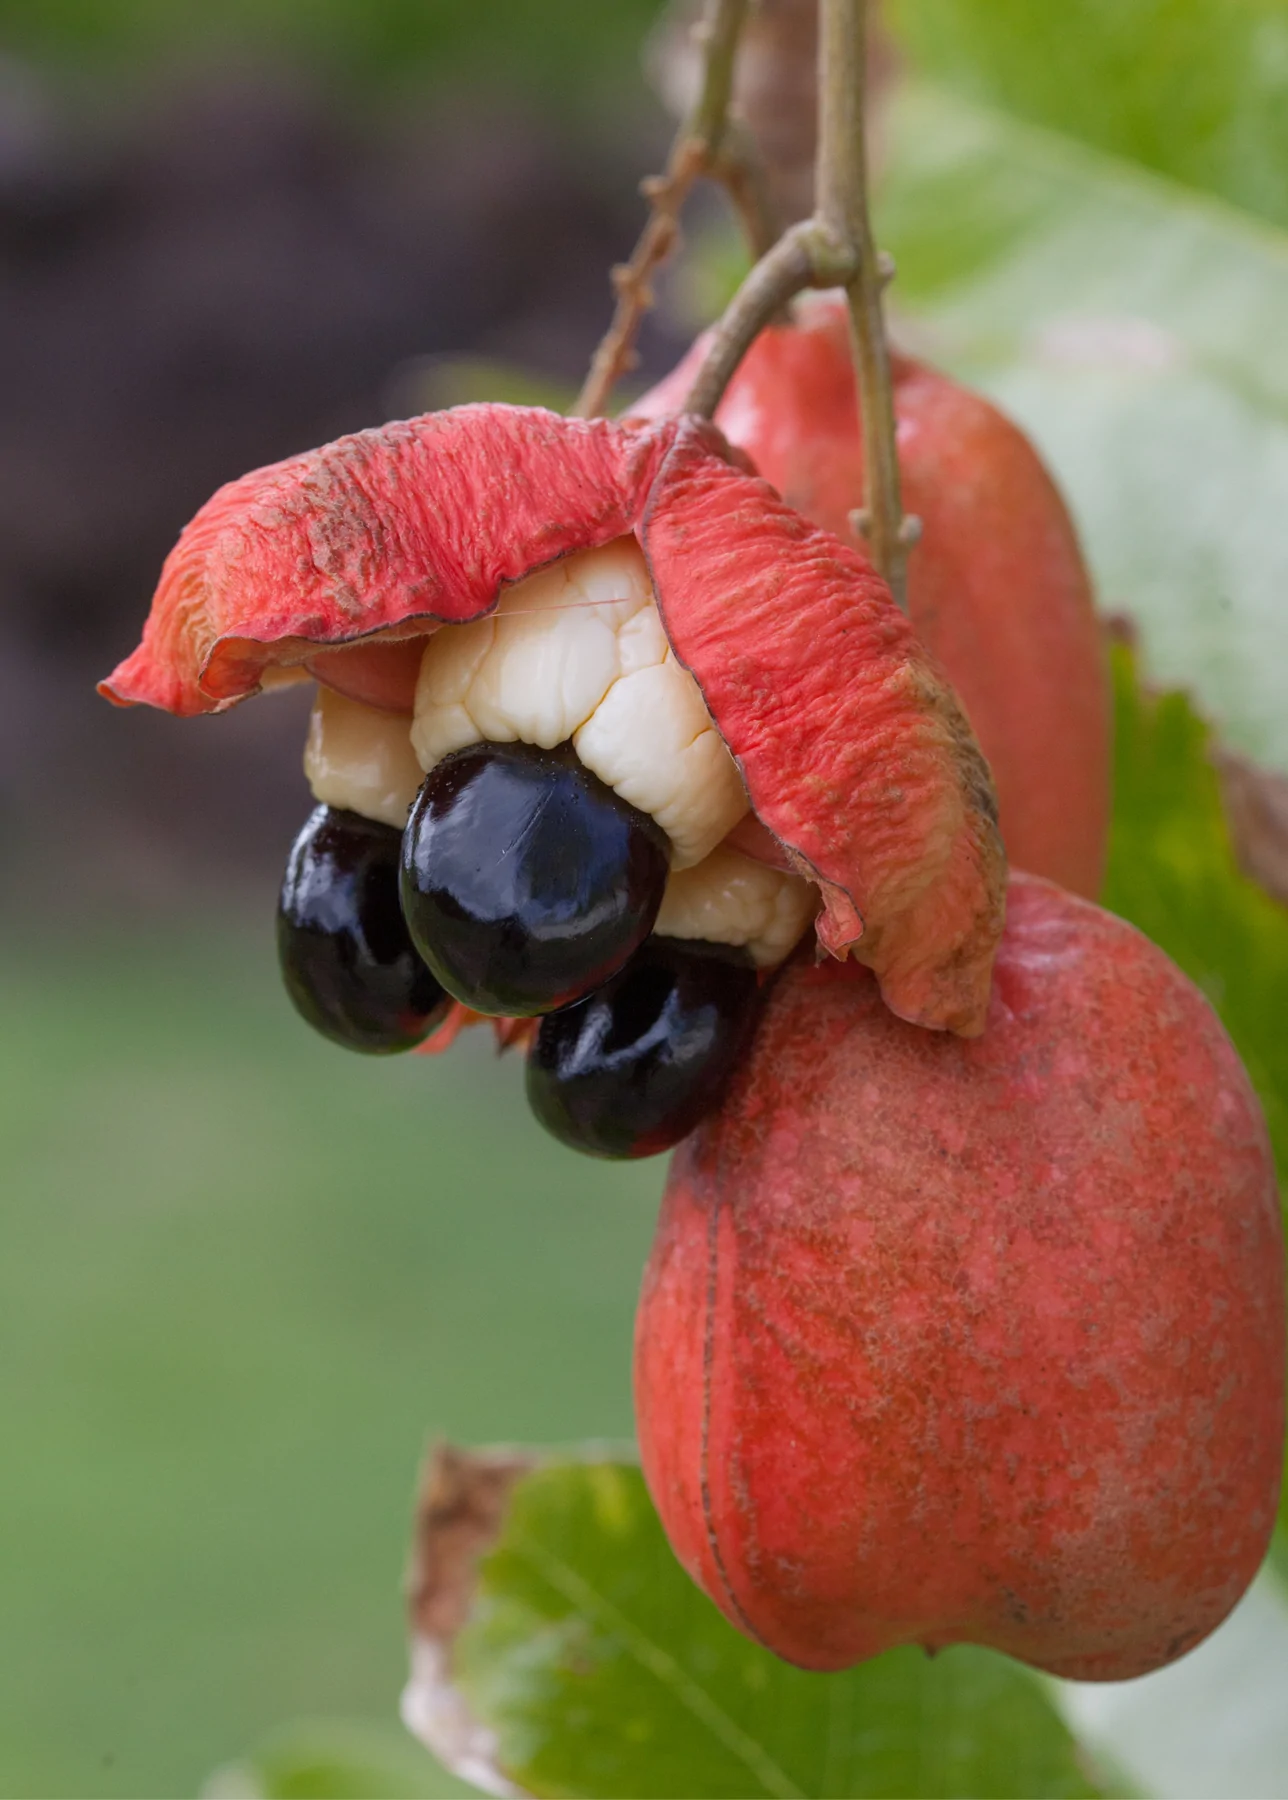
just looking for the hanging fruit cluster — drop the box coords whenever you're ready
[103,303,1283,1684]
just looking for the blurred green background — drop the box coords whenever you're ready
[0,4,673,1793]
[0,925,663,1795]
[4,1,1288,1795]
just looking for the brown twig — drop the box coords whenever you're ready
[574,0,774,419]
[683,0,914,611]
[816,0,913,608]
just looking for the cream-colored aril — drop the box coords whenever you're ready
[409,537,749,869]
[303,684,424,829]
[656,843,817,968]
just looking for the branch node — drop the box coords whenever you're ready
[586,0,912,619]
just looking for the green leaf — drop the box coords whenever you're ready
[887,0,1288,232]
[1101,643,1288,1190]
[874,80,1288,778]
[203,1718,475,1800]
[409,1457,1105,1800]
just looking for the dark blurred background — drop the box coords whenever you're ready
[0,0,703,917]
[0,5,702,1794]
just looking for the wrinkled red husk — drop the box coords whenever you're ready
[101,402,1004,1032]
[635,872,1285,1681]
[634,296,1110,899]
[100,407,676,716]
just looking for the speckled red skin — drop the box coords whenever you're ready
[634,873,1285,1680]
[635,297,1110,899]
[99,403,1006,1034]
[100,407,674,717]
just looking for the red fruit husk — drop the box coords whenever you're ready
[634,296,1111,900]
[634,871,1285,1681]
[98,406,673,717]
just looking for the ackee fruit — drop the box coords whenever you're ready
[101,404,1007,1039]
[635,871,1285,1680]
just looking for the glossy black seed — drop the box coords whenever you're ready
[526,936,761,1159]
[278,805,450,1053]
[400,740,670,1017]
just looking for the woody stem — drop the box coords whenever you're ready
[816,0,910,610]
[573,0,775,420]
[684,0,912,612]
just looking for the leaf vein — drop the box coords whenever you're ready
[511,1534,805,1800]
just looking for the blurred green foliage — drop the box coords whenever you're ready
[876,80,1288,778]
[0,929,663,1796]
[1101,646,1288,1203]
[0,0,663,99]
[888,0,1288,232]
[204,1717,471,1798]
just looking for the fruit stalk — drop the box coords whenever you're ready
[815,0,911,609]
[684,0,912,610]
[574,0,775,420]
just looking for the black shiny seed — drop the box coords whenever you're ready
[525,936,761,1159]
[278,805,450,1053]
[400,740,670,1017]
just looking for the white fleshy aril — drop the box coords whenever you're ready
[303,684,424,829]
[409,538,750,869]
[656,843,818,968]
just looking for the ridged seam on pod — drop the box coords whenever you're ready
[99,404,1007,1036]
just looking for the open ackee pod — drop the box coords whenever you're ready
[101,403,1006,1036]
